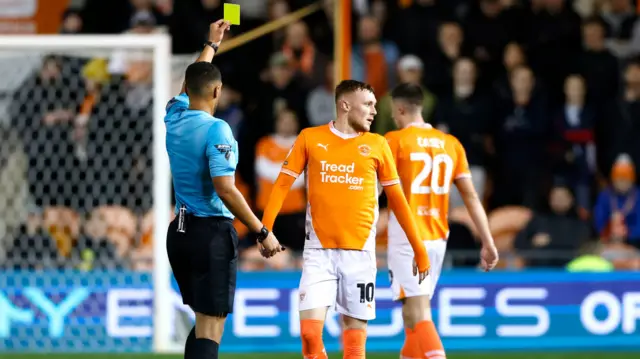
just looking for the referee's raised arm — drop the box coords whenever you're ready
[164,20,281,359]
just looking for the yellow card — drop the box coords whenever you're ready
[224,3,240,25]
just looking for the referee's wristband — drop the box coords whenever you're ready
[255,226,269,243]
[204,41,219,54]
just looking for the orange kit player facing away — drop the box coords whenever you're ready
[384,84,499,359]
[261,80,430,359]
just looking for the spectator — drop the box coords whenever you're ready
[282,21,329,86]
[10,55,83,211]
[577,17,620,107]
[594,154,640,249]
[108,12,159,82]
[433,58,492,207]
[463,0,512,88]
[425,22,466,97]
[79,58,150,212]
[305,0,335,56]
[374,55,437,135]
[352,15,400,98]
[601,0,638,43]
[494,42,527,101]
[514,185,591,267]
[250,52,310,141]
[267,0,291,50]
[527,0,582,104]
[389,0,443,60]
[128,0,167,30]
[81,0,166,34]
[550,75,598,218]
[214,86,245,138]
[493,66,549,209]
[254,110,306,253]
[76,206,134,270]
[306,61,336,126]
[606,60,640,175]
[241,52,310,195]
[60,8,83,34]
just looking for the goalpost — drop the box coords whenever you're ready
[0,34,174,353]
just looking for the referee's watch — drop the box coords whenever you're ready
[255,226,269,243]
[204,41,219,53]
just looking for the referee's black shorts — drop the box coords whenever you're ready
[166,214,238,317]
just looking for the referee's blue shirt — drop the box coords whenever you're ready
[165,93,238,218]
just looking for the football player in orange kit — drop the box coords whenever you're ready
[384,84,499,359]
[261,80,430,359]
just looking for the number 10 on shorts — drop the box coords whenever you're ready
[357,282,374,303]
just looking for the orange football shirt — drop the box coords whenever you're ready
[281,122,400,251]
[384,123,471,243]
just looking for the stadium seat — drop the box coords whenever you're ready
[487,206,533,253]
[449,206,477,237]
[602,242,640,270]
[43,206,81,258]
[86,205,137,257]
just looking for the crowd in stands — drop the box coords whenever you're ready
[1,0,640,271]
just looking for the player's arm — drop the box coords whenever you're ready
[452,138,498,270]
[378,138,430,277]
[207,121,262,233]
[384,185,429,273]
[179,20,230,94]
[262,132,308,230]
[455,178,492,246]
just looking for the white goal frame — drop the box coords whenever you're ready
[0,34,173,353]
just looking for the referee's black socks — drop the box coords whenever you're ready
[185,326,220,359]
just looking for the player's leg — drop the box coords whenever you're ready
[389,240,447,359]
[336,250,377,359]
[402,296,444,359]
[299,248,338,359]
[188,218,239,359]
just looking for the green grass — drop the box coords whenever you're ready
[0,354,637,359]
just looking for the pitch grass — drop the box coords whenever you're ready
[1,354,637,359]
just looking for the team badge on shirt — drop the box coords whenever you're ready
[215,144,232,153]
[215,144,233,161]
[358,144,371,156]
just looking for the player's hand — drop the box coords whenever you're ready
[209,19,231,45]
[258,232,284,258]
[412,258,429,285]
[480,244,499,272]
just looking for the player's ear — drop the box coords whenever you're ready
[213,84,222,99]
[340,99,350,112]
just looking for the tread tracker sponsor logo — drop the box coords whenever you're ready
[319,161,364,190]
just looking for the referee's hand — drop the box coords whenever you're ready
[209,19,231,46]
[258,232,283,258]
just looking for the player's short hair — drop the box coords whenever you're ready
[334,80,374,102]
[390,83,424,107]
[185,61,222,97]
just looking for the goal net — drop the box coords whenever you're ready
[0,35,181,353]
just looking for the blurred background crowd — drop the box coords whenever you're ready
[1,0,640,272]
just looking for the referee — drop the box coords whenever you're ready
[165,20,282,359]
